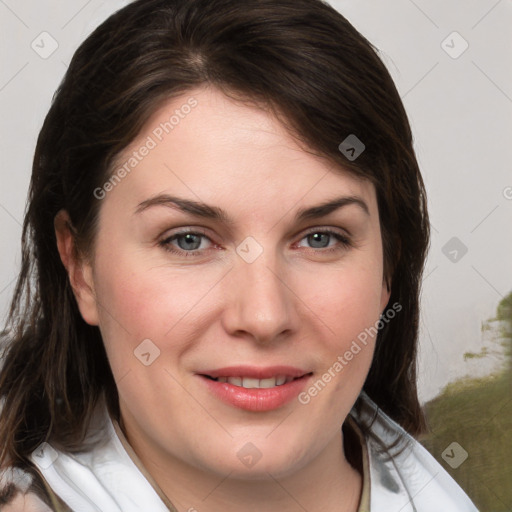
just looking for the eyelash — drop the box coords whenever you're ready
[158,228,352,257]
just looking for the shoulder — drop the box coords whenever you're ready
[350,392,480,512]
[0,464,70,512]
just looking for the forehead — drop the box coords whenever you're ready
[106,86,376,216]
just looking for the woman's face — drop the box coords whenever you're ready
[73,86,390,479]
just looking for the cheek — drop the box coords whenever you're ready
[91,251,223,361]
[292,266,384,440]
[302,260,385,383]
[309,262,384,333]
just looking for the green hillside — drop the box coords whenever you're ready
[420,292,512,511]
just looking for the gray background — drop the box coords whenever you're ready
[1,0,511,402]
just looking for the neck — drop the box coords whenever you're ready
[121,420,362,512]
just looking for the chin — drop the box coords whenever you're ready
[194,436,313,481]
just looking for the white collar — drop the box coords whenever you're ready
[31,409,169,512]
[30,392,478,512]
[353,392,478,511]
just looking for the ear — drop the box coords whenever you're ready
[380,277,392,313]
[54,210,99,326]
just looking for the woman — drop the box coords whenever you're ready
[0,0,478,510]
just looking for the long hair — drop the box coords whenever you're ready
[0,0,429,468]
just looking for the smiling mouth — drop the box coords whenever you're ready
[201,374,310,389]
[199,368,313,411]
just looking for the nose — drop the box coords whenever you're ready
[221,249,298,344]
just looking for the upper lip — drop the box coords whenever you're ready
[198,366,311,379]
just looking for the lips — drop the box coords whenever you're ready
[197,366,312,411]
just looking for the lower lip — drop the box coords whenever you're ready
[199,375,311,411]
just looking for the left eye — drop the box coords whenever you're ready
[297,230,350,250]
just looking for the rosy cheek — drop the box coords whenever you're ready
[93,255,208,352]
[317,271,380,316]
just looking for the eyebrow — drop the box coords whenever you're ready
[134,193,369,223]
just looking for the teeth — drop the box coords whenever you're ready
[259,377,277,388]
[216,375,293,388]
[242,377,260,388]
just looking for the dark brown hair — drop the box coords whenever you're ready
[0,0,429,468]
